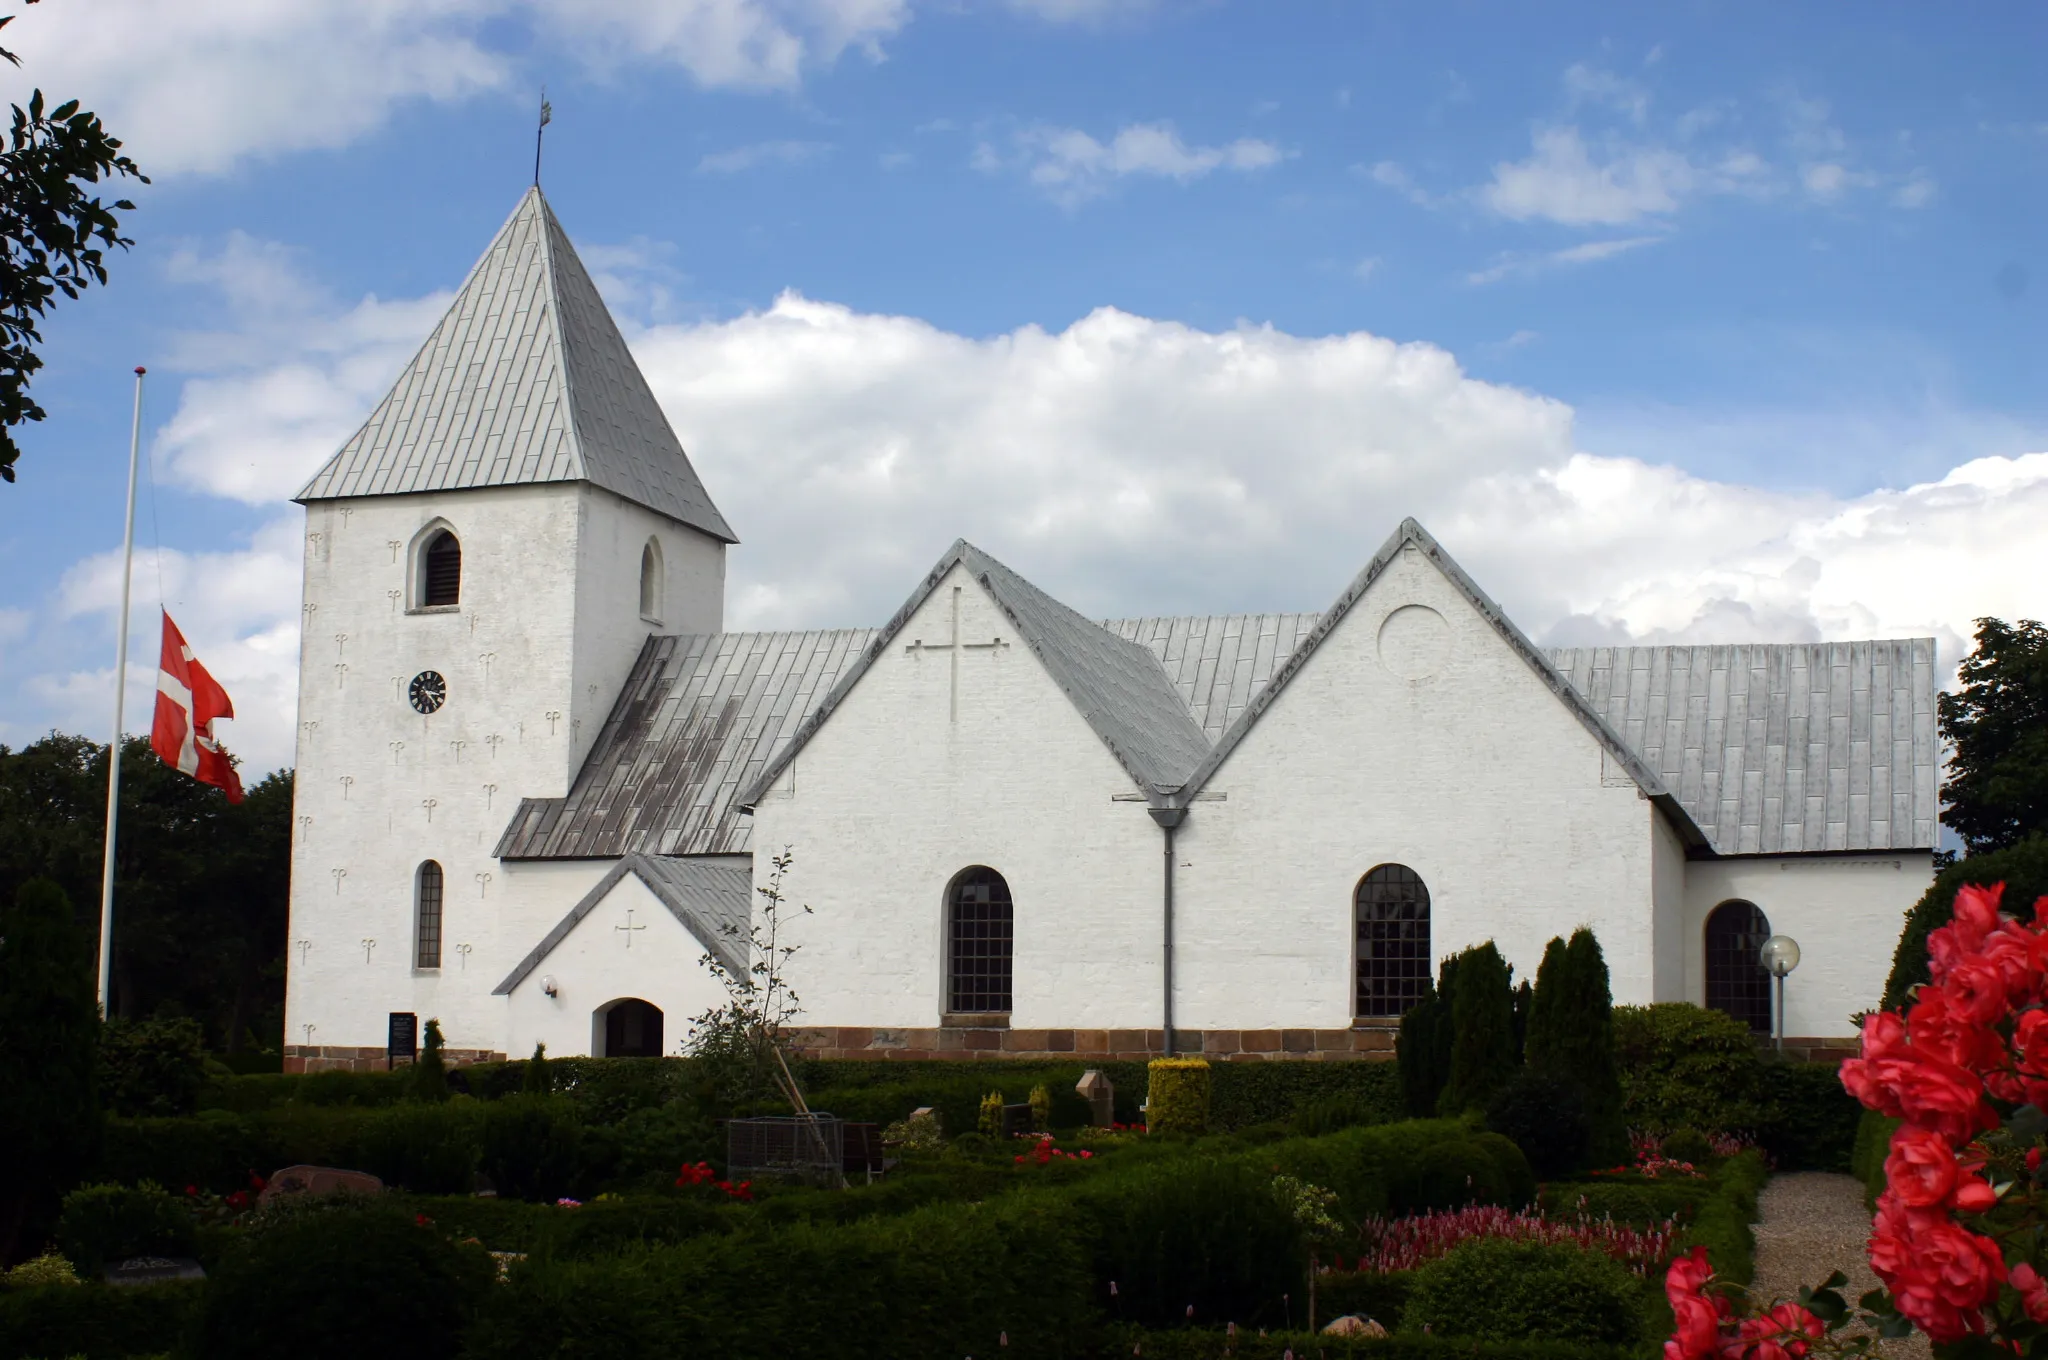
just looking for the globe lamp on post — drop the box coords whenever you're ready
[1760,935,1801,1054]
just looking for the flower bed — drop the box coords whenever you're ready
[1349,1202,1679,1276]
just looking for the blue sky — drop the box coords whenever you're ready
[2,0,2044,773]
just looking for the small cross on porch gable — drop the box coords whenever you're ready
[615,908,647,950]
[903,585,1010,722]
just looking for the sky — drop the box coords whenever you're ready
[0,0,2044,779]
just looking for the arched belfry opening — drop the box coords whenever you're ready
[639,537,663,621]
[599,998,664,1057]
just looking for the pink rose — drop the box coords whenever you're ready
[2011,1263,2048,1324]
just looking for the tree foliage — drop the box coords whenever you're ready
[1939,617,2048,855]
[0,14,149,484]
[1397,954,1460,1118]
[686,848,810,1110]
[0,877,101,1262]
[1524,928,1627,1165]
[1438,941,1517,1116]
[0,733,292,1049]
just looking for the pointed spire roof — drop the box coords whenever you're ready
[296,187,736,543]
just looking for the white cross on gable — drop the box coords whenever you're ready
[903,585,1009,722]
[615,908,647,950]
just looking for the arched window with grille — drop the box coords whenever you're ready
[1705,900,1772,1033]
[420,529,461,607]
[946,866,1013,1015]
[639,537,663,620]
[1355,864,1431,1018]
[415,860,444,969]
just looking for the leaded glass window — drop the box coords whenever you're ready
[947,867,1013,1014]
[1706,900,1772,1033]
[1355,864,1430,1018]
[415,861,444,969]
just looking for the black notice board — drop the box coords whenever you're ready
[387,1012,418,1064]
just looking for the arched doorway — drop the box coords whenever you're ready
[1705,901,1772,1034]
[600,998,665,1057]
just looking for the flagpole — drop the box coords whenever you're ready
[96,366,145,1015]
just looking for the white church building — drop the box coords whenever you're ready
[282,188,1938,1072]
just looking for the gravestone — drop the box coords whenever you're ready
[1000,1103,1033,1139]
[106,1256,206,1287]
[1076,1069,1114,1127]
[259,1164,386,1206]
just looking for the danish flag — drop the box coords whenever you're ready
[150,610,244,803]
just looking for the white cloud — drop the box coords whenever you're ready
[696,140,832,174]
[20,269,2048,771]
[1894,175,1938,209]
[1,0,910,176]
[41,520,306,775]
[1562,63,1649,124]
[1481,126,1707,225]
[1352,256,1382,282]
[978,121,1285,205]
[1466,234,1662,285]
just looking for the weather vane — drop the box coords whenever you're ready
[534,89,552,187]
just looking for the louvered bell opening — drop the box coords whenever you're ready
[423,532,461,606]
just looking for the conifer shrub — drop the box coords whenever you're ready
[1485,1069,1588,1179]
[1467,1131,1537,1209]
[1523,928,1627,1164]
[54,1180,196,1276]
[1397,956,1459,1117]
[410,1018,450,1102]
[0,878,100,1262]
[1146,1057,1213,1134]
[1401,1237,1649,1346]
[1437,942,1516,1116]
[197,1202,494,1360]
[520,1041,553,1095]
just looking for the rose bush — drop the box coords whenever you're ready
[1666,882,2048,1359]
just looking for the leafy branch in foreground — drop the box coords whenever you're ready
[0,10,150,484]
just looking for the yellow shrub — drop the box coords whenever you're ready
[977,1090,1005,1138]
[1146,1057,1212,1134]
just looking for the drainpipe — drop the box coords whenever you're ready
[1147,805,1187,1057]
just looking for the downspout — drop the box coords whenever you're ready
[1147,805,1187,1057]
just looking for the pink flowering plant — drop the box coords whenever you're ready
[1663,882,2048,1359]
[1349,1202,1681,1277]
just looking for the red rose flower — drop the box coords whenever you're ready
[1891,1059,1995,1146]
[1944,956,2011,1026]
[2012,1263,2048,1324]
[1884,1126,1959,1208]
[1871,1195,2005,1343]
[1858,1010,1908,1062]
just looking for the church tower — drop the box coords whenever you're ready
[283,188,735,1069]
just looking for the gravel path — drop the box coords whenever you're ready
[1749,1173,1928,1360]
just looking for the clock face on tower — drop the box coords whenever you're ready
[408,671,447,714]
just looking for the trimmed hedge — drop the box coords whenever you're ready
[465,1192,1096,1360]
[1681,1150,1769,1286]
[1317,1269,1415,1328]
[1402,1237,1651,1346]
[1096,1332,1636,1359]
[0,1281,201,1360]
[1756,1062,1860,1173]
[1147,1058,1213,1133]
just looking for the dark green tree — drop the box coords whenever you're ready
[1523,935,1571,1068]
[521,1040,553,1096]
[0,14,149,484]
[1398,952,1462,1118]
[0,733,292,1050]
[1939,617,2048,855]
[1438,941,1517,1116]
[412,1018,450,1102]
[0,878,101,1262]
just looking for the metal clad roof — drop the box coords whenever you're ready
[296,188,736,544]
[491,851,751,995]
[1545,640,1938,854]
[1103,613,1321,739]
[495,628,877,859]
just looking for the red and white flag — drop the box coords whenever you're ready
[151,610,243,803]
